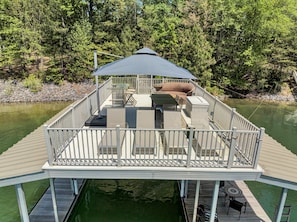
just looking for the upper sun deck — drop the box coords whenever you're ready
[43,77,264,179]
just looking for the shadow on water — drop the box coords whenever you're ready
[68,180,185,222]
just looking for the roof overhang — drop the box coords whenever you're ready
[43,163,263,181]
[0,171,47,188]
[258,175,297,191]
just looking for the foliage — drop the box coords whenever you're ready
[0,0,297,94]
[22,74,42,92]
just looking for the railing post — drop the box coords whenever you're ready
[116,125,121,166]
[86,94,92,116]
[44,124,54,165]
[227,127,237,168]
[211,97,217,122]
[253,127,265,169]
[187,127,194,167]
[70,105,75,128]
[229,108,236,130]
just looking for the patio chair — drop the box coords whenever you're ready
[227,198,247,219]
[98,108,126,154]
[133,109,156,155]
[163,111,188,155]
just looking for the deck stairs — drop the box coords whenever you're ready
[274,205,292,222]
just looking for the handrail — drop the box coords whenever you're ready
[43,77,263,168]
[48,79,112,129]
[190,80,259,131]
[46,127,260,168]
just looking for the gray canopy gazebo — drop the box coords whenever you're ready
[93,47,196,79]
[93,47,196,110]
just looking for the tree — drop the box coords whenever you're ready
[66,19,94,81]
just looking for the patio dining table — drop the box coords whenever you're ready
[151,93,178,111]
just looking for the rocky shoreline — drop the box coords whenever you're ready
[0,79,296,103]
[0,80,96,103]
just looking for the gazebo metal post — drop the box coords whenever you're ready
[94,50,100,112]
[93,50,124,112]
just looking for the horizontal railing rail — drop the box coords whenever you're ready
[43,77,264,168]
[112,77,191,94]
[45,127,261,168]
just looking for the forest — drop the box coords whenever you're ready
[1,0,297,94]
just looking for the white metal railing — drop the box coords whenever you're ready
[45,127,262,168]
[112,76,191,94]
[190,80,259,132]
[44,77,264,169]
[48,79,112,129]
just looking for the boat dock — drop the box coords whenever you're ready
[182,180,271,222]
[29,179,85,222]
[1,77,297,222]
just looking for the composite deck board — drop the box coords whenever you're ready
[182,180,271,222]
[29,178,84,222]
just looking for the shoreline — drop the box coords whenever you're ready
[0,80,95,103]
[0,80,296,104]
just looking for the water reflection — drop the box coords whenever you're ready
[69,180,184,222]
[284,110,297,126]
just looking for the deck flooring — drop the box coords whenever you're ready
[29,178,85,222]
[183,180,271,222]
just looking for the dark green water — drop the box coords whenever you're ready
[0,100,296,221]
[68,180,184,222]
[225,99,297,220]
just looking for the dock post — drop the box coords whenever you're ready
[275,188,288,222]
[209,180,220,222]
[71,179,79,195]
[15,183,29,222]
[192,180,200,222]
[180,180,185,197]
[50,178,59,222]
[185,180,189,198]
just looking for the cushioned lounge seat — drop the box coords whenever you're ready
[163,111,188,154]
[133,109,156,155]
[98,108,126,154]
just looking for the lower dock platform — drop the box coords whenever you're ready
[29,178,85,222]
[182,180,271,222]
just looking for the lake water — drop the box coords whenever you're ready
[0,102,70,222]
[224,99,297,220]
[0,100,296,221]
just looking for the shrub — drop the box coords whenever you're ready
[22,74,43,92]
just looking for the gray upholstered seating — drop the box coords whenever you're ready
[98,108,126,154]
[133,109,156,155]
[163,111,188,154]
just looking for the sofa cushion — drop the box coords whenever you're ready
[159,82,194,94]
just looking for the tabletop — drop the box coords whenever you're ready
[151,93,177,106]
[224,186,242,198]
